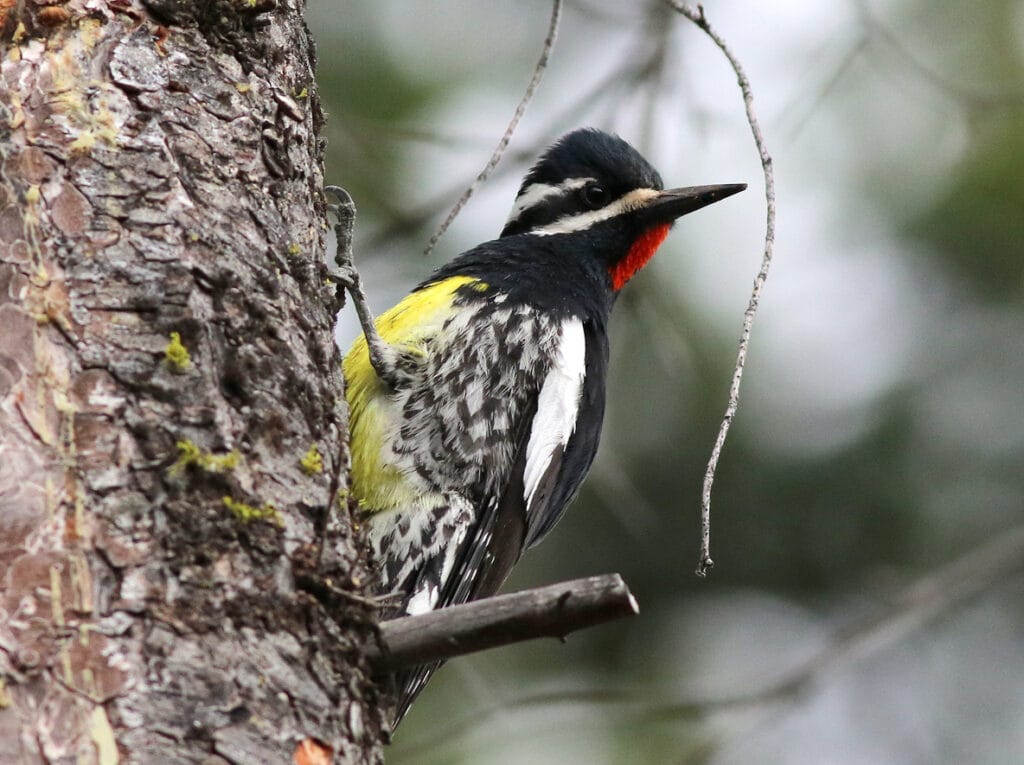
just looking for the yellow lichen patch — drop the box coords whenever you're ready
[54,89,85,113]
[50,564,65,626]
[71,553,93,613]
[95,123,118,146]
[300,444,323,474]
[23,188,41,226]
[68,129,98,154]
[164,331,191,372]
[59,641,73,685]
[89,706,119,765]
[287,242,302,256]
[222,496,281,525]
[170,440,241,476]
[7,94,24,128]
[79,18,103,49]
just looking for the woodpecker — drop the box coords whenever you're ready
[341,128,744,723]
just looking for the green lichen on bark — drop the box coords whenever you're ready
[222,495,281,524]
[165,331,191,372]
[170,440,241,475]
[0,4,386,760]
[300,443,324,474]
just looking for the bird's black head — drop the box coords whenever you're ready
[501,128,745,291]
[502,129,663,238]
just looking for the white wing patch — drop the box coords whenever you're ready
[405,583,437,616]
[523,317,586,510]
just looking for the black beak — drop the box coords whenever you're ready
[642,183,747,224]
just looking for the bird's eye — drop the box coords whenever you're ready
[581,184,608,209]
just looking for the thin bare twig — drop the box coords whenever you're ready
[367,574,638,672]
[394,525,1024,759]
[423,0,563,256]
[365,23,670,251]
[666,2,776,577]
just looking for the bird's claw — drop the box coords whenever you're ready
[332,262,356,289]
[325,185,355,219]
[325,184,358,279]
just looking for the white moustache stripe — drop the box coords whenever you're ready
[506,177,593,225]
[530,187,661,236]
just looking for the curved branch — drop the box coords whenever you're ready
[666,2,778,577]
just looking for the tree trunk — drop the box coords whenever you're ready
[0,3,385,762]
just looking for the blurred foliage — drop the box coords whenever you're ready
[314,20,450,229]
[909,113,1024,298]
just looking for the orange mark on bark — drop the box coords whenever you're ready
[294,738,333,765]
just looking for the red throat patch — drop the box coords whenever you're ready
[609,224,671,291]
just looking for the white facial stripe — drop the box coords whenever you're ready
[506,177,594,225]
[530,187,661,236]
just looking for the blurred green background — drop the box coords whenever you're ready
[308,1,1024,762]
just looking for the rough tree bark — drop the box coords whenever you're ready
[0,1,386,762]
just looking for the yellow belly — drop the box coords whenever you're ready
[342,275,483,512]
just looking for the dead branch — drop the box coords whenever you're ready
[364,24,673,252]
[368,574,638,672]
[395,524,1024,757]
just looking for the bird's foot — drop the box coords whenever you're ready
[324,185,403,390]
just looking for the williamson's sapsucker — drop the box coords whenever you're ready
[342,128,744,723]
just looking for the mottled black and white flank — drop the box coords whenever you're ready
[343,128,744,724]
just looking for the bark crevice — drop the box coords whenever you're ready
[1,3,385,761]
